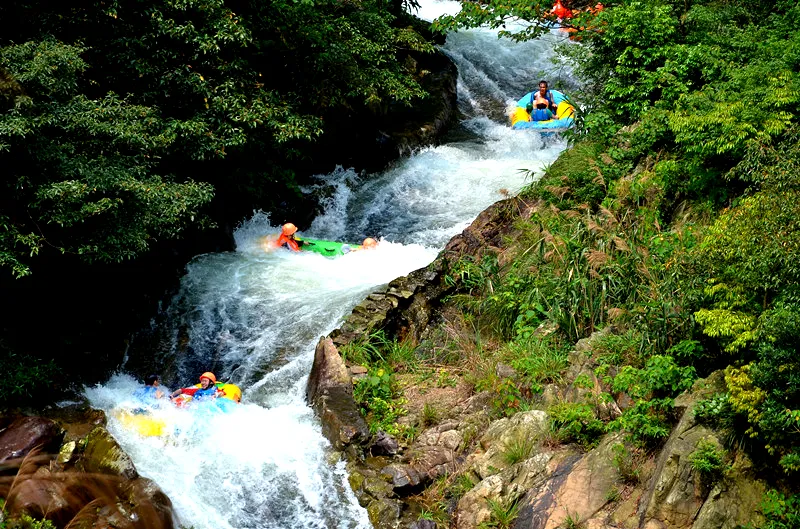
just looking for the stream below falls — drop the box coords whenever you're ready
[85,1,577,527]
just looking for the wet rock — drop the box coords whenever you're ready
[121,477,176,529]
[6,466,73,524]
[307,337,370,449]
[366,497,403,529]
[371,431,400,456]
[58,440,77,465]
[410,520,438,529]
[307,336,352,404]
[0,416,63,464]
[382,463,423,490]
[80,426,138,480]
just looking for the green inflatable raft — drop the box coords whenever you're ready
[296,237,358,257]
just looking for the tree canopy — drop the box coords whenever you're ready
[0,0,433,277]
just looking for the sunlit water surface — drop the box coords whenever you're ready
[85,1,576,527]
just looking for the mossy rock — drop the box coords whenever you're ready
[80,426,138,480]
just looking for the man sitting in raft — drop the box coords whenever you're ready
[526,80,558,121]
[171,372,220,402]
[135,374,165,402]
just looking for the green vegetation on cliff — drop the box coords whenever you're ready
[417,0,800,513]
[0,0,433,278]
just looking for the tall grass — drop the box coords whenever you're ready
[0,448,170,529]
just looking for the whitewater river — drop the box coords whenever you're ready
[85,1,575,527]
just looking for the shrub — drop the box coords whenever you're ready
[0,350,60,408]
[549,402,605,448]
[507,337,569,386]
[761,490,800,529]
[478,498,519,529]
[354,366,406,434]
[688,439,727,484]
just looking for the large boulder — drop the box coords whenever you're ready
[513,433,624,529]
[80,426,138,480]
[0,416,63,464]
[456,453,553,529]
[6,466,73,525]
[468,411,549,480]
[306,337,369,449]
[638,371,765,529]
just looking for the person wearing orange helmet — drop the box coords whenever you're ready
[274,222,302,252]
[171,371,220,401]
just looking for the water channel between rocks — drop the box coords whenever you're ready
[85,1,576,527]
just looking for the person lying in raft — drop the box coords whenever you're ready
[526,80,559,121]
[275,223,303,251]
[171,372,220,402]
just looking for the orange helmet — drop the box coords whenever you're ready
[362,237,378,249]
[199,372,217,384]
[281,223,297,236]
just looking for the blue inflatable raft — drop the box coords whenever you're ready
[510,90,575,131]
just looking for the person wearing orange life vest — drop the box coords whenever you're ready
[275,223,302,252]
[171,372,220,401]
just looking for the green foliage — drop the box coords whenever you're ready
[694,393,733,426]
[421,403,440,427]
[521,142,608,211]
[611,443,643,484]
[0,509,56,529]
[761,490,800,529]
[444,254,499,295]
[478,498,519,529]
[0,0,434,277]
[0,348,60,408]
[506,337,569,387]
[353,365,406,435]
[548,402,605,448]
[610,355,695,446]
[688,439,728,483]
[488,377,527,418]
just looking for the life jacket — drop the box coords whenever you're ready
[529,90,554,114]
[276,233,300,251]
[191,385,219,400]
[532,108,553,121]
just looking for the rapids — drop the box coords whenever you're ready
[85,1,576,527]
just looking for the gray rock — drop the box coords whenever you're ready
[371,431,400,456]
[306,337,369,450]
